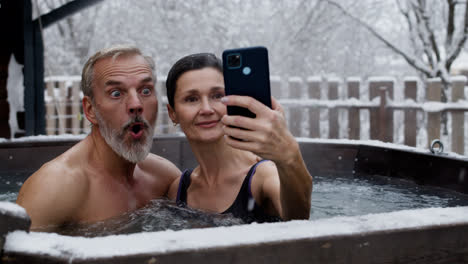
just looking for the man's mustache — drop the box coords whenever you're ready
[122,116,150,131]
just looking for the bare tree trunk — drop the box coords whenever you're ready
[439,76,451,135]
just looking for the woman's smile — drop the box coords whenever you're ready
[196,120,219,128]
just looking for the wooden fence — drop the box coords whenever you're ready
[43,76,468,155]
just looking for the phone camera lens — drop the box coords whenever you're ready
[227,54,241,68]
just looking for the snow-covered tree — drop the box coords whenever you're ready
[323,0,468,134]
[323,0,468,98]
[36,0,403,79]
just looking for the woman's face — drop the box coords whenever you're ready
[168,67,226,142]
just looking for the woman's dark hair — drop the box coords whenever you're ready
[166,53,222,108]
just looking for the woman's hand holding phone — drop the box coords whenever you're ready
[221,95,299,166]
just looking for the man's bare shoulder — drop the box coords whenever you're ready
[167,175,181,201]
[135,153,181,198]
[16,152,90,229]
[137,153,181,179]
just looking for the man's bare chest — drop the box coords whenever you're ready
[74,180,147,222]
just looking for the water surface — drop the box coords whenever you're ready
[310,174,468,219]
[3,172,468,236]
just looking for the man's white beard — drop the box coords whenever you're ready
[94,109,155,163]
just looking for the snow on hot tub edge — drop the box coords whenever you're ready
[4,206,468,260]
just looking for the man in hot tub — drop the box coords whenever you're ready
[16,45,181,231]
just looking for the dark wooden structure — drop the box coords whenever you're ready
[0,0,103,137]
[1,136,468,263]
[4,223,468,264]
[0,0,24,138]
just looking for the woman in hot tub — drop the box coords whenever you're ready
[166,53,312,223]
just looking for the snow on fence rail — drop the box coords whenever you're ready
[43,75,468,155]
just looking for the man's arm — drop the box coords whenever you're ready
[221,96,312,220]
[16,162,88,230]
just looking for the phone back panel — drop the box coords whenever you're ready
[222,46,272,118]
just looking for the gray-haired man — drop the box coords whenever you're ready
[17,45,180,231]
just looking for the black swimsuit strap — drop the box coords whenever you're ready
[223,159,270,214]
[176,169,192,206]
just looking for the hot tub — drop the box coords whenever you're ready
[1,135,468,263]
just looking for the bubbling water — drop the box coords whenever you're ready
[51,199,245,237]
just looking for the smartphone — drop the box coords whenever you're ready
[222,46,272,118]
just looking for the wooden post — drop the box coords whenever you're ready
[270,76,284,133]
[288,77,303,137]
[155,79,173,135]
[57,81,67,134]
[45,81,56,135]
[271,76,282,99]
[426,78,442,148]
[347,78,360,140]
[155,79,165,134]
[451,76,466,155]
[378,87,387,141]
[369,78,394,142]
[328,78,339,139]
[65,83,72,134]
[307,77,321,138]
[404,78,418,147]
[24,1,46,136]
[71,81,81,135]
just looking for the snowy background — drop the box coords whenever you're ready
[3,2,468,258]
[34,0,417,79]
[7,0,465,155]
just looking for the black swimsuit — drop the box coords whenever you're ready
[176,160,280,223]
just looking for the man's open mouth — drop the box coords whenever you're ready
[131,124,142,133]
[129,123,145,139]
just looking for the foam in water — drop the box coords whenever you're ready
[45,199,245,237]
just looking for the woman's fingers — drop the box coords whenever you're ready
[221,96,281,131]
[221,114,262,131]
[221,95,296,163]
[222,124,266,143]
[271,97,284,114]
[222,95,270,116]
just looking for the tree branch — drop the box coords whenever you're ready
[322,0,433,77]
[416,0,442,63]
[293,0,323,40]
[446,0,468,69]
[446,0,456,48]
[404,1,436,69]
